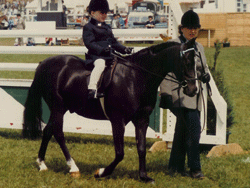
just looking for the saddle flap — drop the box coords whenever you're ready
[97,59,118,93]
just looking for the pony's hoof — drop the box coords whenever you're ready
[39,168,48,172]
[94,168,105,178]
[70,171,81,178]
[36,158,48,171]
[140,176,155,184]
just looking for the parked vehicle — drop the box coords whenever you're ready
[127,11,154,28]
[127,11,168,29]
[127,1,168,29]
[105,13,113,27]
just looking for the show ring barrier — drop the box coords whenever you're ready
[0,21,167,43]
[0,65,227,145]
[0,77,159,138]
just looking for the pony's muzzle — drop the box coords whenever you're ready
[183,80,197,97]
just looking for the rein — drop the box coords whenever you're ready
[172,44,199,90]
[111,50,192,86]
[112,45,207,133]
[177,48,207,134]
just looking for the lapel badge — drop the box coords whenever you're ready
[98,23,102,27]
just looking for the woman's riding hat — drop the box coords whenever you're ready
[88,0,110,14]
[181,10,201,28]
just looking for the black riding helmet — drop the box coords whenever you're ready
[88,0,110,14]
[181,10,201,28]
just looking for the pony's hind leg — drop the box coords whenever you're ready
[37,121,53,171]
[37,110,80,177]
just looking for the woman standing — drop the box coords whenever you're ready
[160,10,211,179]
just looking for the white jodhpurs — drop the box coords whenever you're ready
[88,59,106,90]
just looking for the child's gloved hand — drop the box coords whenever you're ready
[125,47,133,54]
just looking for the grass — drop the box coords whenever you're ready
[0,54,85,79]
[205,47,250,150]
[0,39,250,187]
[0,38,16,46]
[0,129,250,188]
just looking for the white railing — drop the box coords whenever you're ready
[0,26,168,43]
[0,28,168,38]
[0,46,144,54]
[0,75,158,138]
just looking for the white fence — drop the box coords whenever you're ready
[0,46,144,54]
[0,28,168,38]
[0,79,157,138]
[0,21,168,43]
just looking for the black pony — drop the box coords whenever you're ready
[23,39,197,183]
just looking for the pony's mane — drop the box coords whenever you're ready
[129,41,180,63]
[148,41,180,54]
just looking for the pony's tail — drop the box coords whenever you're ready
[22,78,42,139]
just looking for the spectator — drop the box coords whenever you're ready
[8,16,14,30]
[3,5,8,15]
[80,15,89,27]
[117,14,124,28]
[111,14,120,29]
[50,0,58,11]
[145,16,155,29]
[16,13,25,46]
[45,37,53,46]
[124,14,128,28]
[13,7,18,15]
[62,0,67,27]
[26,37,35,46]
[62,0,67,14]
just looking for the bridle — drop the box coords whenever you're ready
[178,44,209,134]
[172,43,198,91]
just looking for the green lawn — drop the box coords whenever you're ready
[0,44,249,187]
[0,129,249,188]
[205,47,250,150]
[0,54,85,79]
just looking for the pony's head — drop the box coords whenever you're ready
[175,38,197,97]
[126,38,198,97]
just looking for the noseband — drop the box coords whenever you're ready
[178,44,197,89]
[180,48,195,58]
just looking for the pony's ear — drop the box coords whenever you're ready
[186,38,196,48]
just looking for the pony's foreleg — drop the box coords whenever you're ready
[95,119,125,178]
[67,158,80,178]
[133,116,155,183]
